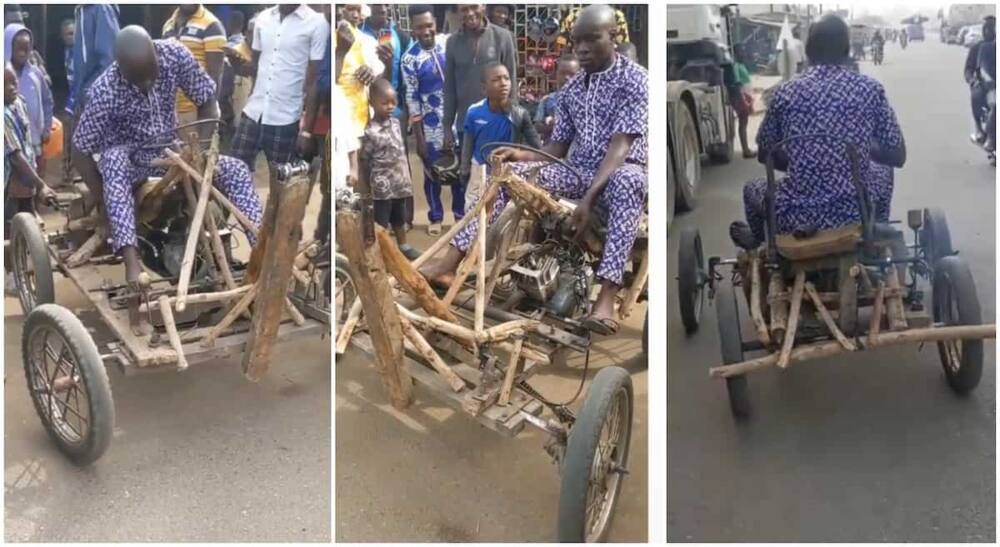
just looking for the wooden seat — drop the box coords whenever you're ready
[776,224,862,261]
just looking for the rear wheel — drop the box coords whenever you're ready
[932,256,983,394]
[921,208,954,264]
[334,254,356,335]
[10,212,55,315]
[558,367,632,542]
[674,104,701,212]
[715,281,751,418]
[22,304,114,465]
[677,229,705,334]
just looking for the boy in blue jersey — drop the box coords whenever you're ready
[461,62,540,207]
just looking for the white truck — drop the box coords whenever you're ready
[667,4,737,226]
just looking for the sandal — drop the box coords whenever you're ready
[582,315,620,336]
[427,223,442,236]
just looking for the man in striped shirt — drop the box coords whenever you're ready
[163,4,226,125]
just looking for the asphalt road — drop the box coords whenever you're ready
[336,158,649,542]
[666,37,996,542]
[4,160,331,542]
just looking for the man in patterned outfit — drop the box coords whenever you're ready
[73,26,262,292]
[402,4,462,236]
[422,4,647,335]
[730,14,906,250]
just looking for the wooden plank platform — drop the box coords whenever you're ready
[351,332,544,437]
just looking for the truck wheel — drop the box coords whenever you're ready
[716,281,751,418]
[932,256,983,394]
[674,104,701,212]
[666,140,676,228]
[708,93,735,164]
[22,304,115,465]
[558,366,632,542]
[10,212,55,315]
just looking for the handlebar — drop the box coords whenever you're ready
[478,142,586,189]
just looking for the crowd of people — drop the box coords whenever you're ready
[4,4,332,296]
[335,3,648,334]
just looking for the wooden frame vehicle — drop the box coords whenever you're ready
[676,134,996,418]
[335,148,646,542]
[9,123,330,465]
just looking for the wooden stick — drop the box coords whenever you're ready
[165,149,259,238]
[284,297,306,326]
[474,206,488,337]
[375,226,457,322]
[140,285,252,312]
[768,272,788,343]
[396,305,550,365]
[443,237,480,308]
[868,283,885,347]
[335,298,363,354]
[749,254,771,346]
[619,246,650,321]
[805,282,856,351]
[399,316,466,392]
[710,324,997,378]
[478,319,541,344]
[498,337,524,406]
[158,295,188,371]
[411,178,501,269]
[776,271,805,369]
[201,284,259,348]
[176,135,219,312]
[65,229,104,268]
[885,264,908,331]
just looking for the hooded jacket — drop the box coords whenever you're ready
[4,23,52,148]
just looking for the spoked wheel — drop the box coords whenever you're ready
[932,256,984,394]
[558,366,633,542]
[921,208,954,265]
[10,212,55,315]
[677,228,706,334]
[334,253,356,334]
[715,281,751,418]
[22,304,114,465]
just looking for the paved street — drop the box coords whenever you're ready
[5,162,331,542]
[667,37,996,542]
[336,158,648,542]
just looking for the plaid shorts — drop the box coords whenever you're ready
[229,114,299,170]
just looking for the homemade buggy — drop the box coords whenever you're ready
[335,145,647,542]
[9,120,331,464]
[677,134,996,418]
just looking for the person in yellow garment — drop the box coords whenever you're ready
[336,4,384,176]
[162,4,225,126]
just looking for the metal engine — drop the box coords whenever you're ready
[136,197,232,280]
[510,245,593,319]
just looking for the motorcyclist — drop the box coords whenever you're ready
[871,29,885,62]
[966,16,996,147]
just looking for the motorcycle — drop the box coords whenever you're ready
[973,66,996,165]
[900,33,908,49]
[873,42,884,65]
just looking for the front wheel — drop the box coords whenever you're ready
[10,212,55,315]
[677,229,705,334]
[22,304,115,465]
[558,367,633,542]
[932,256,984,394]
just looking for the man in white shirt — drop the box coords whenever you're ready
[227,4,329,170]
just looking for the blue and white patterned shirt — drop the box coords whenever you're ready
[402,34,448,161]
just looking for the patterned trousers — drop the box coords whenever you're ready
[742,163,894,247]
[99,146,263,252]
[452,161,647,286]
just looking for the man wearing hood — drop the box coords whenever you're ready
[5,23,53,177]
